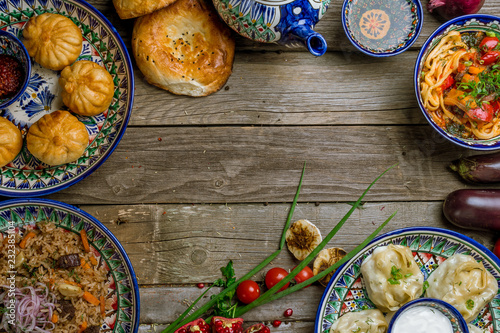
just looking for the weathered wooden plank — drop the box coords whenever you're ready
[90,0,500,52]
[139,322,313,332]
[78,202,494,285]
[130,51,425,126]
[139,286,322,324]
[48,126,489,205]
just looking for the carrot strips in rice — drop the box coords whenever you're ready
[19,231,36,249]
[80,229,90,252]
[83,291,100,306]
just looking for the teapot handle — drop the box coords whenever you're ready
[289,24,327,56]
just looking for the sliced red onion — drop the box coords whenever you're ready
[427,0,485,20]
[0,283,56,332]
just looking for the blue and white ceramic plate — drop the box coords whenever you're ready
[315,227,500,333]
[0,198,140,332]
[0,0,134,196]
[341,0,423,57]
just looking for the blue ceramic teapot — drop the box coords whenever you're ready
[213,0,329,56]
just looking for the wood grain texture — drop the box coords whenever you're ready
[139,286,322,324]
[46,125,489,205]
[139,322,313,332]
[130,51,425,126]
[78,202,494,285]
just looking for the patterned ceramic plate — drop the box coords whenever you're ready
[0,198,140,332]
[341,0,423,57]
[0,0,133,196]
[315,227,500,333]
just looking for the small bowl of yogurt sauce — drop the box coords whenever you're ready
[388,298,468,333]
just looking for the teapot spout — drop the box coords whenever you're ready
[290,24,327,56]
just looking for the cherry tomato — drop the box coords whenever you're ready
[479,36,499,54]
[236,280,261,304]
[265,267,290,292]
[480,51,500,66]
[293,266,314,287]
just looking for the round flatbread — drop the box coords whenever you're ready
[132,0,235,97]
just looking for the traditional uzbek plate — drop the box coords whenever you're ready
[341,0,423,57]
[0,0,134,196]
[315,227,500,333]
[0,198,140,332]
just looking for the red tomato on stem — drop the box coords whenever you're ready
[236,280,261,304]
[265,267,290,292]
[293,266,314,287]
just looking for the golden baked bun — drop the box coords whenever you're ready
[132,0,235,97]
[0,117,22,168]
[59,60,115,116]
[113,0,178,19]
[26,111,89,166]
[23,13,82,71]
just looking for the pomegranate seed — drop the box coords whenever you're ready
[272,320,282,327]
[178,329,187,333]
[197,283,205,289]
[284,308,293,317]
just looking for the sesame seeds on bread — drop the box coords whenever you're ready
[131,0,235,97]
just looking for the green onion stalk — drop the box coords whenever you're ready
[163,163,396,333]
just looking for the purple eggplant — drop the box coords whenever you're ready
[443,189,500,231]
[449,153,500,183]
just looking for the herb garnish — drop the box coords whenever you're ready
[387,265,408,285]
[457,70,500,108]
[466,299,475,310]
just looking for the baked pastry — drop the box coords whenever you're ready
[113,0,178,19]
[23,13,82,71]
[0,117,22,167]
[132,0,235,97]
[26,111,89,166]
[59,60,115,116]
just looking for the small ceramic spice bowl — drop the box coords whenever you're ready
[341,0,423,57]
[388,298,469,333]
[0,29,31,109]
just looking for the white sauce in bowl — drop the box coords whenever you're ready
[392,306,453,333]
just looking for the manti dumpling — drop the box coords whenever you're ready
[26,111,89,166]
[59,60,115,116]
[0,117,22,167]
[360,244,424,312]
[426,254,497,322]
[329,309,387,333]
[23,13,82,71]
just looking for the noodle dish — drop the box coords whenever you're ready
[415,14,500,149]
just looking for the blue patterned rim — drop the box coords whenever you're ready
[0,197,140,332]
[314,227,500,333]
[0,29,31,109]
[0,0,134,197]
[341,0,423,57]
[414,14,500,150]
[387,298,469,333]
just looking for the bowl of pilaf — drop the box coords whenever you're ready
[0,198,139,333]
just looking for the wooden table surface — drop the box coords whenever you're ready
[42,0,500,331]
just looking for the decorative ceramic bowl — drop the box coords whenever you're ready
[388,298,468,333]
[315,227,500,333]
[0,0,134,196]
[414,14,500,150]
[212,0,329,56]
[341,0,423,57]
[0,30,31,109]
[0,198,140,332]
